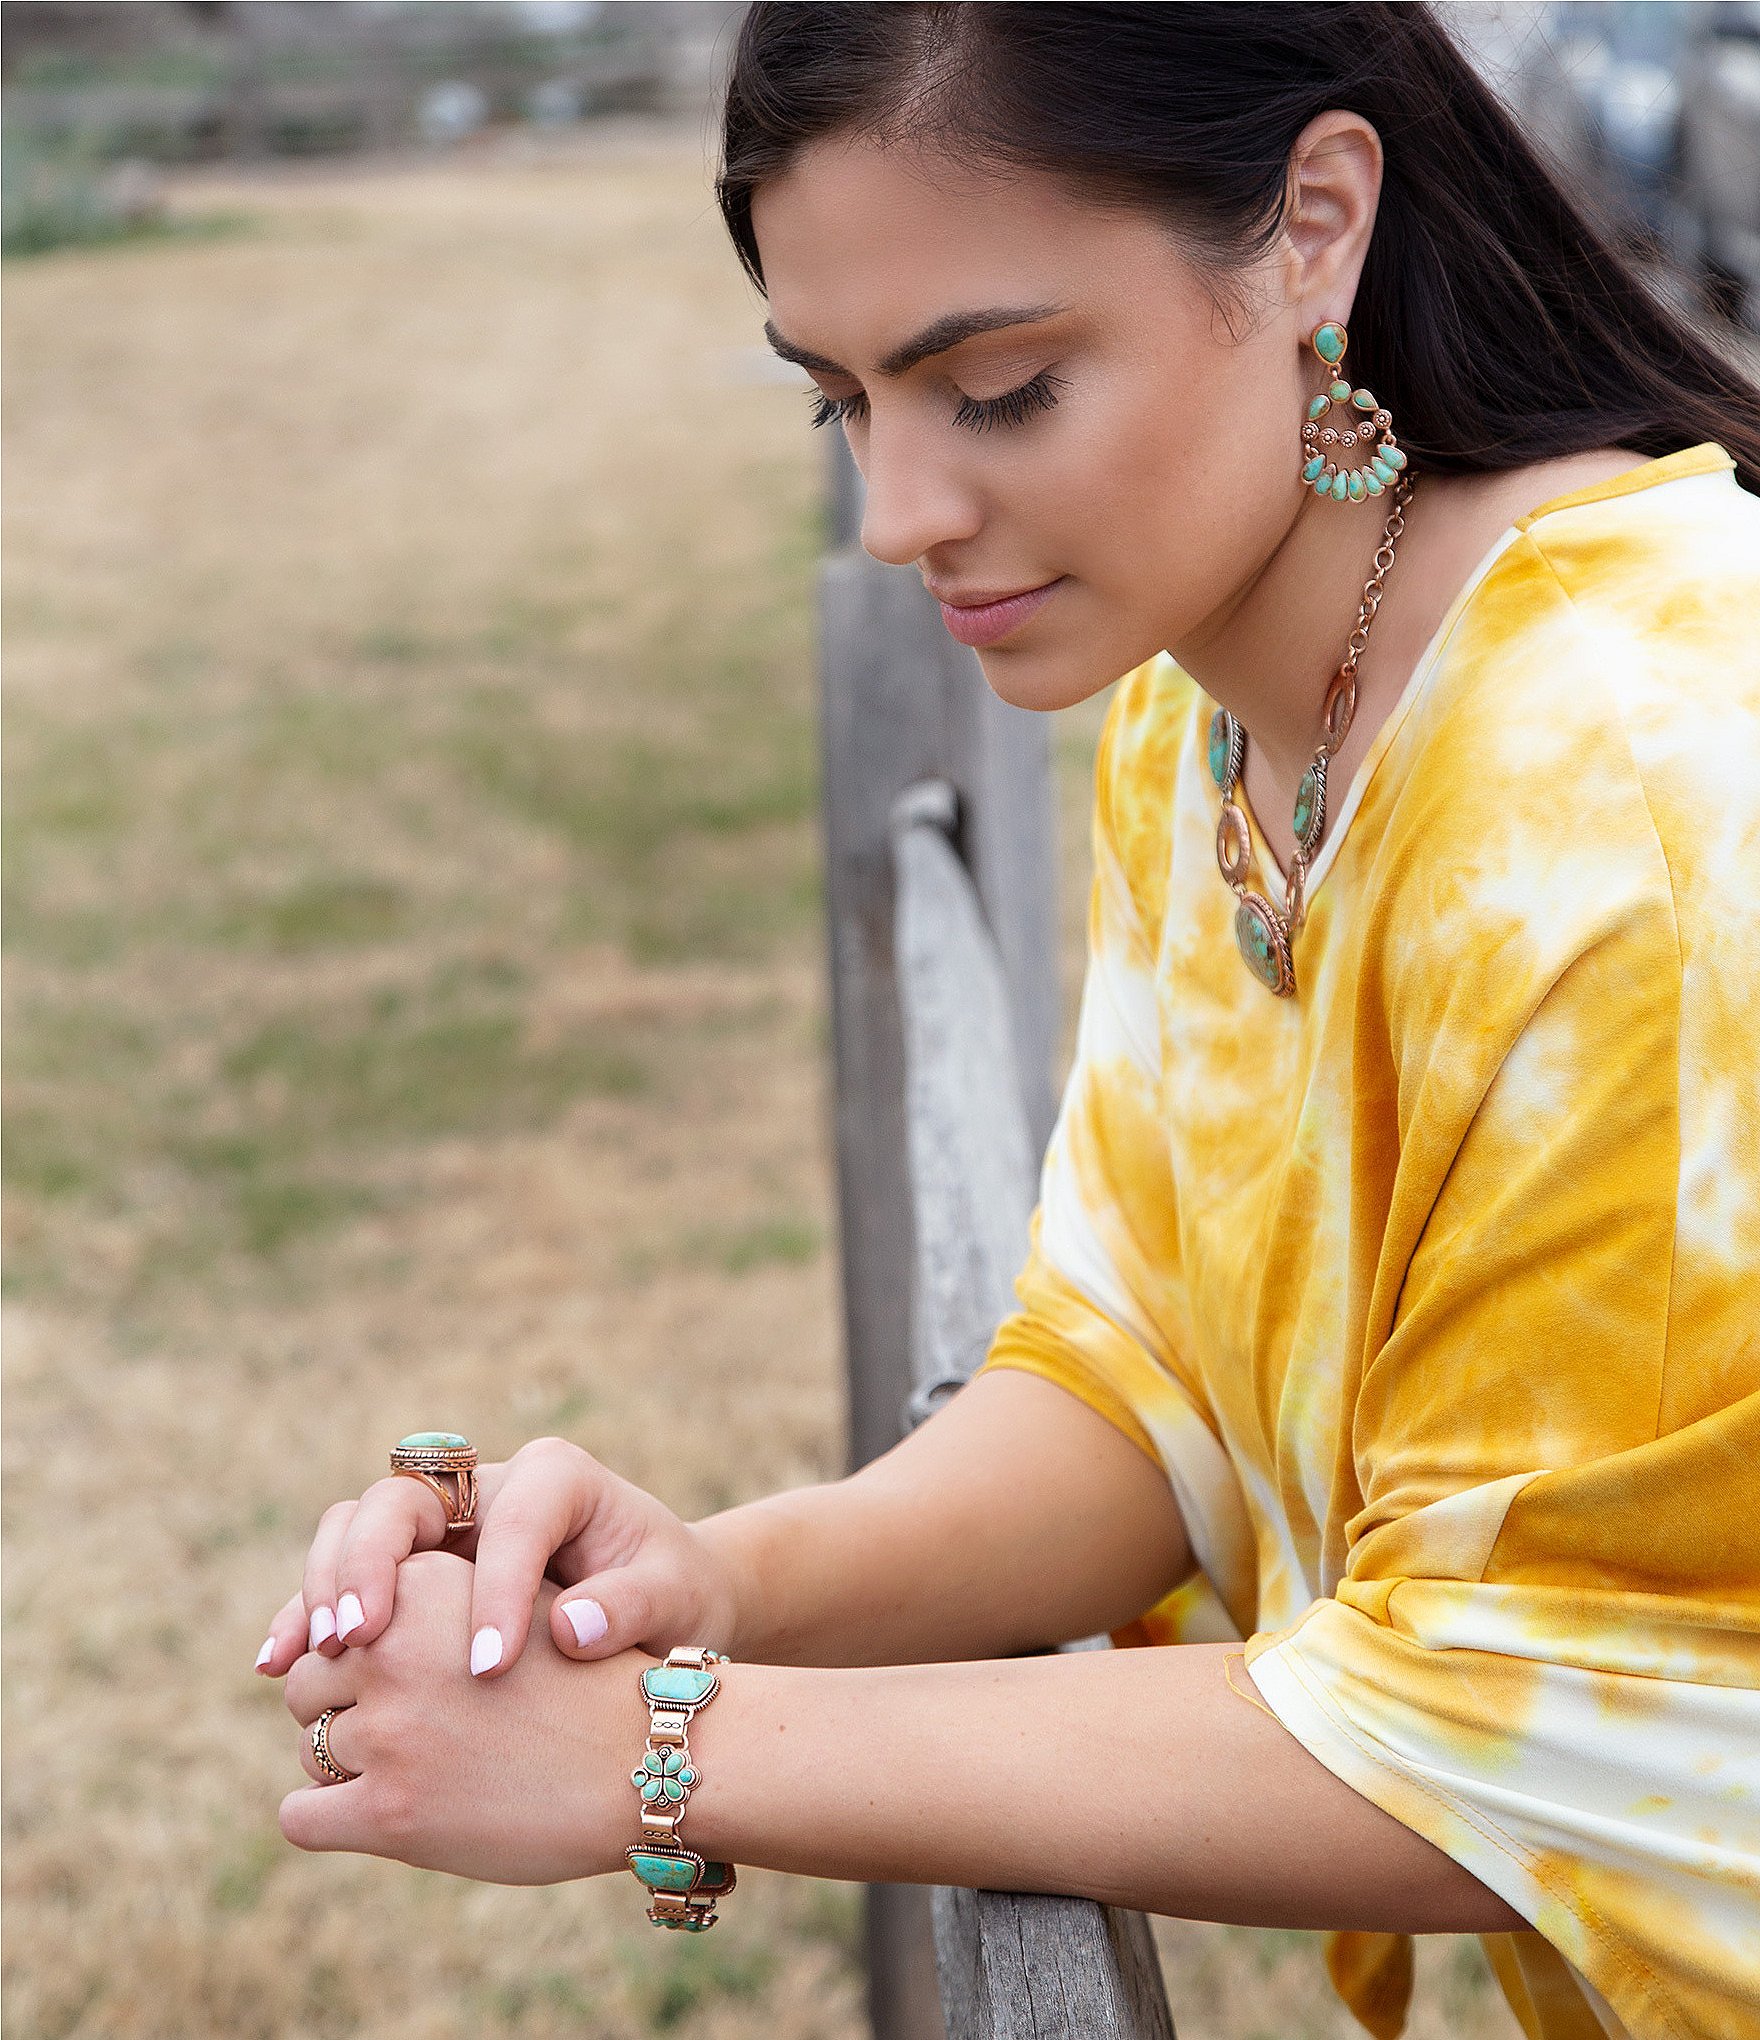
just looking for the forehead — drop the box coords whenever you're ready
[749,136,1169,354]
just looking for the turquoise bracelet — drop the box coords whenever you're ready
[625,1645,737,1931]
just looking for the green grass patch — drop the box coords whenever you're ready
[3,722,136,842]
[3,960,660,1288]
[797,1877,863,1954]
[241,689,410,787]
[622,1213,821,1284]
[209,1831,285,1915]
[354,625,445,664]
[622,859,821,966]
[212,874,407,954]
[219,987,648,1151]
[450,709,817,864]
[1,139,252,258]
[628,1933,779,2031]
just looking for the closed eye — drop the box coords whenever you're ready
[808,370,1071,435]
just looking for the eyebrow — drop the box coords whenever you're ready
[762,302,1069,379]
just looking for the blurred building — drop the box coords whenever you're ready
[4,0,1756,330]
[1,0,746,156]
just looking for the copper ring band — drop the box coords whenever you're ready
[312,1705,360,1783]
[389,1463,478,1533]
[388,1435,479,1533]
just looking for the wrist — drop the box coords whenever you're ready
[684,1504,773,1660]
[617,1645,743,1928]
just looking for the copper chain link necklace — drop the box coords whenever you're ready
[1207,470,1416,996]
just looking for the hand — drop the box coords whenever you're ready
[281,1547,655,1883]
[255,1436,741,1684]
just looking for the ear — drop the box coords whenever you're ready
[1279,111,1384,329]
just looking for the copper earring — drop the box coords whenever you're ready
[1297,321,1408,503]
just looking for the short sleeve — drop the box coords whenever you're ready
[1243,884,1760,2039]
[972,679,1258,1645]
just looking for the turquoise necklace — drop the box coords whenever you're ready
[1207,470,1415,997]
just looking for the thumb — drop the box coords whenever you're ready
[551,1564,657,1659]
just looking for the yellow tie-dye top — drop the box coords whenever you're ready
[971,442,1760,2040]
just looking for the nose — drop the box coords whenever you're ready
[850,411,983,571]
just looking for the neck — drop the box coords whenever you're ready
[1168,449,1656,832]
[1169,482,1411,799]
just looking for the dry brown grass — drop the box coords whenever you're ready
[3,120,1510,2039]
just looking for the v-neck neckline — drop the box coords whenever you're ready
[1225,440,1737,904]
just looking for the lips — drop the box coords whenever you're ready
[929,580,1046,606]
[934,576,1065,648]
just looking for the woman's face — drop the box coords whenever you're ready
[750,135,1308,711]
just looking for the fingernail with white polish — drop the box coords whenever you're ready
[470,1626,504,1676]
[309,1604,337,1649]
[563,1599,608,1648]
[255,1636,275,1669]
[335,1592,365,1640]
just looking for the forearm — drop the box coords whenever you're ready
[691,1367,1194,1667]
[679,1640,1527,1935]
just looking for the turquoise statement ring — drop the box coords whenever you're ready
[388,1431,479,1533]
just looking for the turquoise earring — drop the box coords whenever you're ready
[1298,321,1408,503]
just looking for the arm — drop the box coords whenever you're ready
[280,1553,1521,1933]
[693,1361,1194,1667]
[683,1642,1528,1934]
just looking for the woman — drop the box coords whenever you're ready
[258,8,1760,2035]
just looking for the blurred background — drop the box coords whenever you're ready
[4,5,1757,2038]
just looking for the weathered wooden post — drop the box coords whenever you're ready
[816,432,1179,2039]
[817,448,1060,1495]
[817,433,1057,2040]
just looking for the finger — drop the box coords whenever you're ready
[284,1639,360,1725]
[253,1587,310,1679]
[280,1778,379,1855]
[330,1474,452,1649]
[302,1499,360,1658]
[465,1457,588,1679]
[552,1561,655,1661]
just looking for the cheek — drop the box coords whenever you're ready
[1074,374,1290,637]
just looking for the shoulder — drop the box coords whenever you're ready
[1371,462,1760,1042]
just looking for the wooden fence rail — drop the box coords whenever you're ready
[817,433,1179,2039]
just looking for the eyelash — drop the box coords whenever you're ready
[806,370,1071,435]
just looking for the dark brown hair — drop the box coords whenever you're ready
[715,2,1760,495]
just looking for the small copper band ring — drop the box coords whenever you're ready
[1216,803,1252,886]
[312,1706,360,1782]
[389,1464,478,1534]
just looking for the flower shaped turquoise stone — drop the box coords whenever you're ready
[632,1746,698,1803]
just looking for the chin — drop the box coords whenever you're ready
[976,646,1130,715]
